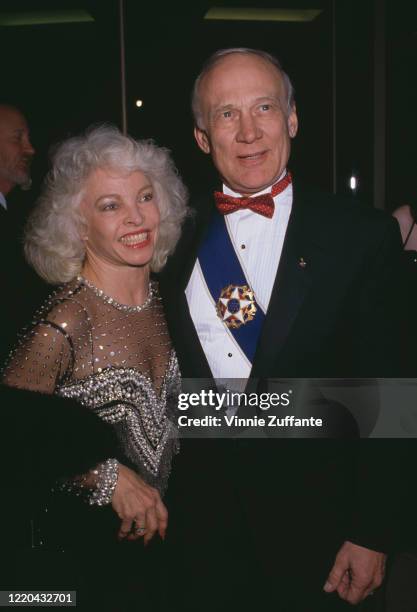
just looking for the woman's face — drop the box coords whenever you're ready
[80,167,160,272]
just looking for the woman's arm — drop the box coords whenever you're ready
[3,320,72,393]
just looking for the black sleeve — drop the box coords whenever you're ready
[348,217,409,553]
[1,384,119,490]
[357,215,404,377]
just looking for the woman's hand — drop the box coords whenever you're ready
[111,463,168,544]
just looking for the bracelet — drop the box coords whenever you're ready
[55,458,119,506]
[87,458,119,506]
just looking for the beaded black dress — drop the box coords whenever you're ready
[3,277,180,548]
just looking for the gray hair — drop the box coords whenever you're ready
[25,125,189,284]
[192,47,295,130]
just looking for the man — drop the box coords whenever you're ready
[0,104,35,207]
[0,105,39,362]
[161,48,402,610]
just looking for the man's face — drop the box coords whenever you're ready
[0,106,35,194]
[194,54,298,196]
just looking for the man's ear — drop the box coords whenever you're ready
[287,105,298,139]
[194,126,211,154]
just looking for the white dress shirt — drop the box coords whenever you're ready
[185,174,293,380]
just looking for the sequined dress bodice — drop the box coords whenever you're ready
[3,278,180,493]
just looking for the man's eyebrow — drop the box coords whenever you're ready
[212,96,280,112]
[253,95,280,103]
[211,103,234,114]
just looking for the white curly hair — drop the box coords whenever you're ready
[25,124,189,284]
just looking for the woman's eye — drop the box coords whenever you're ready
[101,202,118,211]
[141,192,154,202]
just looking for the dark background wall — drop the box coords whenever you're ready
[386,0,417,209]
[1,0,416,209]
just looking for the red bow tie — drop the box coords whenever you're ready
[214,171,292,218]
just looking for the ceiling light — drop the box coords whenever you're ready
[0,10,94,27]
[349,175,358,192]
[204,7,322,22]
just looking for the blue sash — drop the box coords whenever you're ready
[197,210,265,363]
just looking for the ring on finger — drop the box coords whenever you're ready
[134,525,146,535]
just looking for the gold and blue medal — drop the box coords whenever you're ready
[216,284,257,329]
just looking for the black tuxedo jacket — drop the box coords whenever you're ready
[0,200,48,364]
[160,183,406,608]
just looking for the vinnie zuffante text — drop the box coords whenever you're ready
[177,389,323,429]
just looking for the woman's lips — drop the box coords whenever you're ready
[119,231,151,249]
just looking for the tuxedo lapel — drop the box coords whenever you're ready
[163,194,215,379]
[178,194,215,291]
[251,187,330,378]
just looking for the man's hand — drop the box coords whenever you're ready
[323,541,386,604]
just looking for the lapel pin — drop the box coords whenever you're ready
[298,257,307,268]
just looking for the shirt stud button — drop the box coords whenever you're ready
[228,353,233,357]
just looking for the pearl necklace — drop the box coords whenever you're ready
[77,275,155,313]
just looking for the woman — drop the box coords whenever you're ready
[2,125,188,607]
